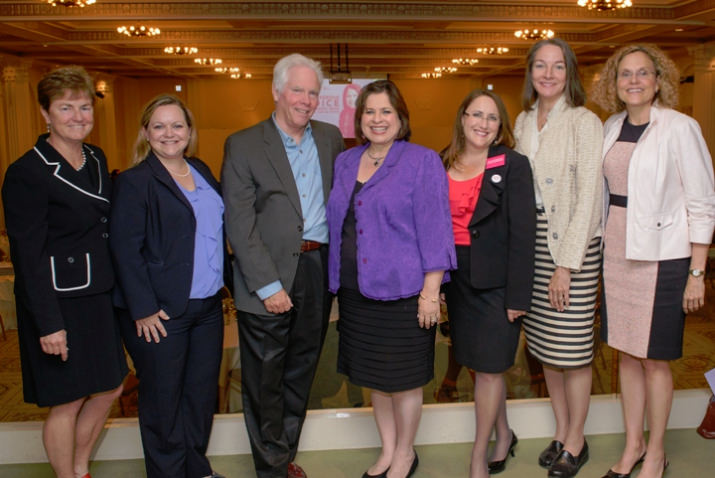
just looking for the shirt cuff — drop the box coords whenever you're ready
[256,281,283,300]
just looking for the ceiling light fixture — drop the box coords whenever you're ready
[46,0,96,7]
[117,25,160,37]
[514,28,555,40]
[230,73,252,79]
[452,58,479,66]
[164,46,198,55]
[435,66,457,74]
[577,0,632,11]
[194,58,222,66]
[421,72,442,79]
[475,47,510,55]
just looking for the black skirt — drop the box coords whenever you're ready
[445,246,522,373]
[337,287,435,393]
[17,292,128,407]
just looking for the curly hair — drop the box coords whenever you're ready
[592,44,679,113]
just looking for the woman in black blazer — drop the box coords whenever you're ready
[442,89,536,478]
[110,94,225,478]
[1,66,127,478]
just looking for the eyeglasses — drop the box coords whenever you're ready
[463,110,500,123]
[618,69,656,80]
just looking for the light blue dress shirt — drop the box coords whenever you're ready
[175,165,225,299]
[256,115,328,300]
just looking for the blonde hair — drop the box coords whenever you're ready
[132,94,197,164]
[592,44,679,113]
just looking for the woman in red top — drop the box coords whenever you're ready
[442,89,536,478]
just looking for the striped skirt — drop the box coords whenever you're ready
[522,211,602,368]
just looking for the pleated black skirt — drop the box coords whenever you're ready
[337,287,435,393]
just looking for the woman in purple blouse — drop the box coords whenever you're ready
[327,80,457,478]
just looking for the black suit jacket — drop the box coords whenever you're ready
[464,144,536,310]
[2,134,114,336]
[222,118,344,315]
[110,152,224,321]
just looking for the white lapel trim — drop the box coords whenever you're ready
[33,145,109,203]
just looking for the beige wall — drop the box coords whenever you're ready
[0,50,710,228]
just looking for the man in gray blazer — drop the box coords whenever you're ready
[222,53,344,478]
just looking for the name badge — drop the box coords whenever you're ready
[486,154,506,170]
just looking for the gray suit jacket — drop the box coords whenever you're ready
[221,117,344,315]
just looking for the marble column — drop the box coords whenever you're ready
[688,42,715,155]
[0,59,35,229]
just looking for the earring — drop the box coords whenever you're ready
[46,123,51,132]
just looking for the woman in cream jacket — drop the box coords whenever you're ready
[514,38,603,478]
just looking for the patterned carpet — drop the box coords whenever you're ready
[0,279,713,420]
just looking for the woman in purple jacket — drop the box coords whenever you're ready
[327,80,457,478]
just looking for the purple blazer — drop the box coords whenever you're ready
[327,140,457,300]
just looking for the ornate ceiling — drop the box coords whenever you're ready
[1,0,713,79]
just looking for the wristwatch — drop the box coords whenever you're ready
[689,269,705,278]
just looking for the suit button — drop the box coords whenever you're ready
[359,229,363,235]
[100,216,108,223]
[101,232,109,239]
[362,258,367,264]
[551,205,556,213]
[357,200,363,206]
[297,225,303,232]
[656,222,661,227]
[67,256,75,264]
[471,230,480,238]
[545,178,553,185]
[553,232,558,239]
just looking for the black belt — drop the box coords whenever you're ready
[609,194,628,208]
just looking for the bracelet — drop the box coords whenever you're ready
[419,293,438,303]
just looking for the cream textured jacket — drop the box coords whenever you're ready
[514,95,604,271]
[602,106,715,261]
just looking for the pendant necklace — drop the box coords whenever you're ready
[366,150,386,167]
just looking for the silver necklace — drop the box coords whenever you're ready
[366,150,386,166]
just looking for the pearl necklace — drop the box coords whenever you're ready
[75,149,87,171]
[167,161,191,177]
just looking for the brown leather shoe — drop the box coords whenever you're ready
[287,462,307,478]
[697,394,715,439]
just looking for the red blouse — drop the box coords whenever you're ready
[448,172,483,246]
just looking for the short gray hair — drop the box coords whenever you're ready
[272,53,324,93]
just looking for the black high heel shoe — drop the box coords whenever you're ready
[362,468,389,478]
[601,451,646,478]
[488,430,518,474]
[406,451,419,478]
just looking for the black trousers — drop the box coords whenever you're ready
[119,294,223,478]
[238,247,332,478]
